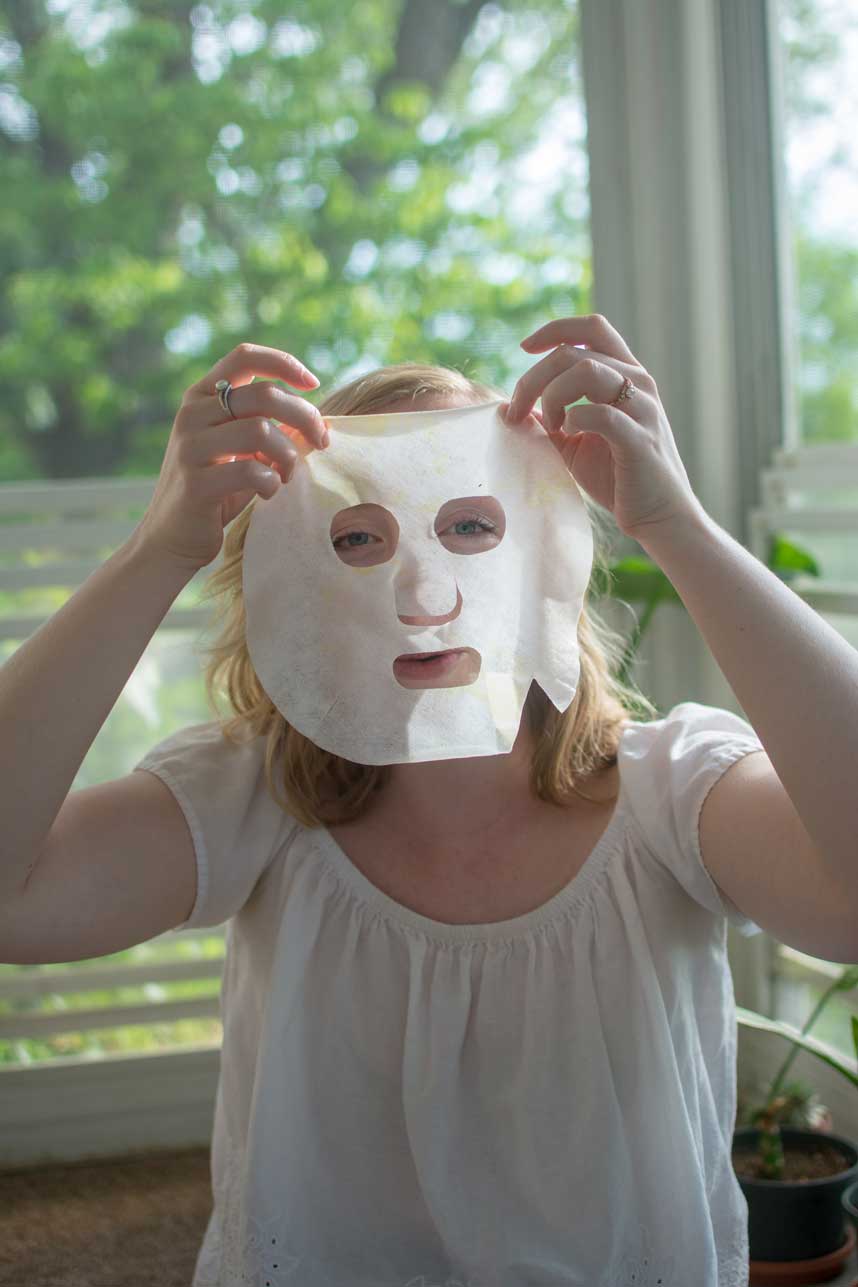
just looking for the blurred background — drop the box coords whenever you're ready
[1,0,858,1192]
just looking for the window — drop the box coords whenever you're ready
[3,0,854,1160]
[0,0,592,1087]
[762,0,858,1062]
[781,0,858,450]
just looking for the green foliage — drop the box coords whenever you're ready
[0,934,227,1065]
[594,556,682,608]
[0,0,588,480]
[595,531,821,692]
[767,533,821,581]
[735,968,858,1181]
[0,0,851,488]
[793,237,858,444]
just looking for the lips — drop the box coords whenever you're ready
[395,648,462,663]
[393,643,463,664]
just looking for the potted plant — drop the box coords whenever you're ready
[733,982,858,1274]
[600,532,858,1272]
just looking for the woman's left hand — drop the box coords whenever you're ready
[501,314,706,542]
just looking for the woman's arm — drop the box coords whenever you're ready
[506,311,858,897]
[640,505,858,908]
[0,535,194,900]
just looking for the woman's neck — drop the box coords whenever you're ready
[374,719,540,846]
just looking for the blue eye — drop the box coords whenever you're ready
[332,515,496,551]
[332,531,380,549]
[450,518,495,536]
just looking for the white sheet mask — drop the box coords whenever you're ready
[242,398,594,765]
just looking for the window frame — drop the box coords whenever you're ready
[4,0,856,1165]
[581,0,858,1079]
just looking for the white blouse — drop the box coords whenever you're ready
[134,700,765,1287]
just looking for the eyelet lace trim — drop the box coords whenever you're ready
[606,1225,750,1285]
[194,1138,748,1287]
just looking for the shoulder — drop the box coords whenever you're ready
[133,720,302,931]
[136,719,266,773]
[618,700,760,766]
[134,718,289,828]
[616,700,763,859]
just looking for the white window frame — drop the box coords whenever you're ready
[582,0,858,1112]
[4,0,855,1167]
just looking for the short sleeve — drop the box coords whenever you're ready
[619,701,765,936]
[133,721,298,931]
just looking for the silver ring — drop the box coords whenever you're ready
[215,378,237,419]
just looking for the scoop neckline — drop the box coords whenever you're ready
[314,778,628,945]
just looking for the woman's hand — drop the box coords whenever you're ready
[500,314,705,542]
[134,343,329,574]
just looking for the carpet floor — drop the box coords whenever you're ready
[0,1145,212,1287]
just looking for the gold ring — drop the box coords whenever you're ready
[609,376,636,407]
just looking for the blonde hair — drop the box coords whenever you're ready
[196,361,659,826]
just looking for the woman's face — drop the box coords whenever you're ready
[242,396,590,765]
[328,395,487,690]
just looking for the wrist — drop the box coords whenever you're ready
[626,501,716,562]
[121,527,204,591]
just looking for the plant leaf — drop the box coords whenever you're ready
[599,557,682,605]
[833,966,858,993]
[767,534,822,582]
[737,1006,858,1089]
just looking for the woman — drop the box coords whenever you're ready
[5,314,856,1286]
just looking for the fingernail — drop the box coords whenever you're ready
[302,369,320,387]
[322,430,330,448]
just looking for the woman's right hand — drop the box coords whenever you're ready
[134,343,329,574]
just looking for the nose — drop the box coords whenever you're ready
[394,542,461,625]
[398,585,463,627]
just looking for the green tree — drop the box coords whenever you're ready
[0,0,853,487]
[779,0,858,445]
[0,0,589,481]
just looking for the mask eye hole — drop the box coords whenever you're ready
[330,503,399,566]
[435,495,505,553]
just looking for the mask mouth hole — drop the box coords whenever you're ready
[392,647,481,689]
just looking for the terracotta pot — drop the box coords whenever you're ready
[733,1126,858,1264]
[841,1179,858,1247]
[745,1222,855,1285]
